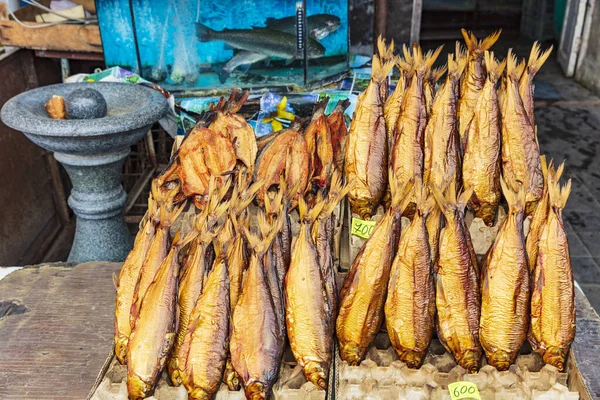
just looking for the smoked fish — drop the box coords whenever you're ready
[178,232,231,399]
[432,183,481,373]
[391,45,442,214]
[327,99,351,175]
[114,192,158,364]
[425,65,447,116]
[286,196,331,389]
[424,51,465,194]
[127,234,188,399]
[502,49,543,215]
[305,98,334,190]
[385,181,436,368]
[526,157,563,274]
[130,185,184,329]
[519,43,553,126]
[458,30,501,152]
[208,89,257,183]
[480,179,530,371]
[169,196,229,386]
[336,176,413,365]
[345,52,394,219]
[230,213,284,399]
[384,47,413,151]
[529,171,574,372]
[462,51,505,226]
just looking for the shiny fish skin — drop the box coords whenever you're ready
[179,254,230,400]
[502,50,543,215]
[336,178,412,365]
[432,184,481,373]
[385,52,412,152]
[462,52,505,226]
[526,157,563,274]
[385,183,435,368]
[480,180,530,371]
[519,43,552,127]
[327,99,351,175]
[529,172,575,372]
[230,215,284,400]
[458,30,501,152]
[425,65,447,116]
[391,46,442,213]
[114,194,158,365]
[424,52,465,194]
[305,98,332,189]
[345,53,394,219]
[286,197,331,389]
[126,239,182,400]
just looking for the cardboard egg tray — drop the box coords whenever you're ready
[89,347,334,400]
[336,333,579,400]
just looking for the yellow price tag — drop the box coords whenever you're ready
[448,382,481,400]
[351,217,376,239]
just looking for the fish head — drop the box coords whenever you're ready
[114,337,128,364]
[489,350,511,371]
[245,381,269,400]
[542,346,568,372]
[126,374,154,400]
[307,41,326,58]
[459,349,481,374]
[304,361,328,389]
[224,367,241,391]
[310,14,341,40]
[189,388,212,400]
[340,342,364,366]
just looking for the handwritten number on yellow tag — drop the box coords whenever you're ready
[351,218,376,239]
[448,382,480,400]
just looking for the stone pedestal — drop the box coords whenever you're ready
[55,150,133,262]
[1,82,169,263]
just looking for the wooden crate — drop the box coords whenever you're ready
[0,0,102,53]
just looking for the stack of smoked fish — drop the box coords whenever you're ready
[338,30,575,375]
[114,90,351,399]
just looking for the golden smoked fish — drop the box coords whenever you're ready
[502,49,543,214]
[530,172,575,372]
[480,179,530,371]
[519,43,552,126]
[130,186,184,329]
[391,45,442,213]
[312,172,351,319]
[526,157,563,273]
[462,51,505,226]
[127,234,187,399]
[458,30,501,151]
[336,177,412,365]
[327,99,350,174]
[424,51,465,193]
[286,196,331,389]
[208,90,257,181]
[345,52,394,219]
[385,181,435,368]
[384,53,411,151]
[178,236,231,399]
[114,193,158,364]
[432,183,481,373]
[169,197,229,386]
[305,98,331,189]
[230,214,284,399]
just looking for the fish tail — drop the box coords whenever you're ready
[389,172,415,213]
[377,35,395,61]
[158,200,185,229]
[244,210,281,255]
[313,96,330,115]
[455,42,468,76]
[480,29,502,51]
[196,23,215,42]
[372,54,395,83]
[527,42,553,77]
[332,98,351,114]
[506,49,526,81]
[500,175,526,213]
[484,51,506,84]
[431,64,447,83]
[548,172,571,210]
[414,179,434,217]
[424,45,444,74]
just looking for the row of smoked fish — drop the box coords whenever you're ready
[338,30,574,376]
[113,90,351,399]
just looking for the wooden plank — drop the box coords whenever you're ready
[0,22,102,53]
[35,49,104,60]
[558,0,588,76]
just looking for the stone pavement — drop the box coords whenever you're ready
[0,262,120,400]
[534,58,600,312]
